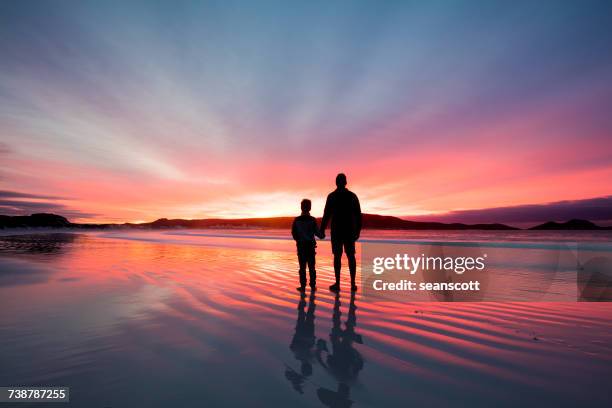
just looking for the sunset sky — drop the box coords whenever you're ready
[1,1,611,224]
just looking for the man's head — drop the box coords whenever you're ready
[335,173,347,188]
[301,199,311,213]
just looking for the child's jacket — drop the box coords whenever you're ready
[292,215,320,243]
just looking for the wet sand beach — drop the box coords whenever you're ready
[1,230,611,407]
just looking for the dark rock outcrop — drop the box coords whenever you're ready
[0,213,72,229]
[530,219,611,230]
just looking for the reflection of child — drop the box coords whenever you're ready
[285,292,317,394]
[291,199,324,292]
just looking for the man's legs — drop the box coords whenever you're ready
[348,253,356,284]
[330,238,343,292]
[346,240,357,291]
[330,237,358,291]
[333,254,342,284]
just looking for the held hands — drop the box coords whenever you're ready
[317,230,325,239]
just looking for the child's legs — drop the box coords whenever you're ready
[297,249,307,287]
[307,251,316,287]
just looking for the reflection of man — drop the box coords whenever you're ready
[320,173,362,292]
[316,293,363,408]
[317,383,352,408]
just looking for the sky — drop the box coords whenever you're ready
[1,0,611,225]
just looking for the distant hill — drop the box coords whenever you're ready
[1,213,517,230]
[529,219,612,230]
[143,216,296,229]
[2,213,610,231]
[137,214,519,230]
[359,214,517,230]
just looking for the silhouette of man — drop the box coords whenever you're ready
[320,173,362,292]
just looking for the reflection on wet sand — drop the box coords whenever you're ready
[0,231,611,407]
[0,233,81,286]
[316,293,363,408]
[286,292,317,394]
[286,291,365,408]
[0,233,79,256]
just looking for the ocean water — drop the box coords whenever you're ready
[0,230,611,407]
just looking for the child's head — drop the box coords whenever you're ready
[300,199,311,213]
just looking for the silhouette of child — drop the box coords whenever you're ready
[292,199,324,292]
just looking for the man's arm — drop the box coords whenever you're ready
[320,194,332,233]
[313,217,324,239]
[354,194,362,240]
[291,219,298,241]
